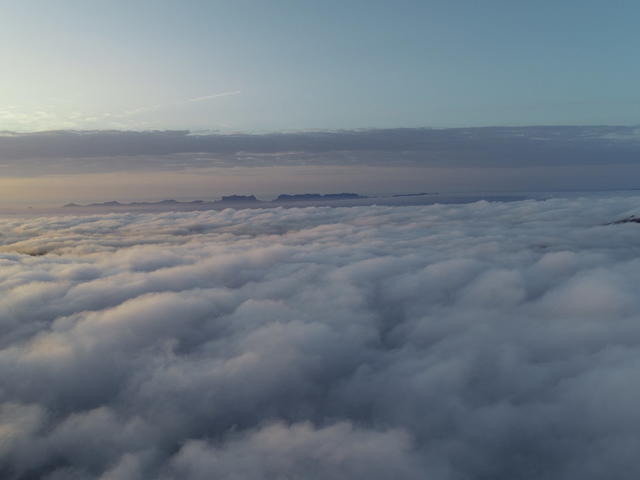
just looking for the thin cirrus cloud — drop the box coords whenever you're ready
[185,91,242,103]
[0,196,640,478]
[113,90,243,119]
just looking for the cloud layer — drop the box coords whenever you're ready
[1,126,639,176]
[1,196,640,479]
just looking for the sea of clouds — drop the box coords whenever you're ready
[1,196,640,479]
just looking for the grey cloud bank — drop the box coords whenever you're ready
[1,196,640,479]
[1,126,639,176]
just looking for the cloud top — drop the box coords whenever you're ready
[1,196,640,478]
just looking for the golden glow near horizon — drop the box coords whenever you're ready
[3,163,639,211]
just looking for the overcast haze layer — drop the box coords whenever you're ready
[0,126,639,207]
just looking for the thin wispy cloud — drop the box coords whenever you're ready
[186,90,242,103]
[113,90,242,118]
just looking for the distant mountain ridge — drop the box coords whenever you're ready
[218,195,259,203]
[391,192,437,197]
[56,192,537,212]
[274,193,364,202]
[64,192,367,208]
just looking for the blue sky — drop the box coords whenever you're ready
[2,0,638,132]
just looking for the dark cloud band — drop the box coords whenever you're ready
[1,126,639,176]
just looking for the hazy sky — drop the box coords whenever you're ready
[1,1,639,206]
[2,0,639,132]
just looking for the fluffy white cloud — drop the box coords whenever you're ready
[0,196,640,479]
